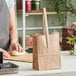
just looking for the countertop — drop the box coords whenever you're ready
[1,51,76,76]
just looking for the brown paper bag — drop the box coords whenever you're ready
[33,8,61,70]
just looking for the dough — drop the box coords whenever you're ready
[12,50,26,56]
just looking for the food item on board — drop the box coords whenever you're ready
[11,50,26,56]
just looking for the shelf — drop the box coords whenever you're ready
[17,10,72,15]
[17,10,22,14]
[17,0,71,49]
[17,26,63,31]
[26,10,72,15]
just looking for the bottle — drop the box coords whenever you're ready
[18,0,22,11]
[32,0,41,10]
[26,0,32,12]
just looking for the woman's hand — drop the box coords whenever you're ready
[10,43,24,53]
[0,48,10,58]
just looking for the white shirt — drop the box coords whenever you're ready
[5,0,15,10]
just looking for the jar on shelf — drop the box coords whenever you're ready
[26,0,32,12]
[32,0,41,10]
[18,0,22,11]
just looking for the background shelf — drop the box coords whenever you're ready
[17,26,63,31]
[17,10,72,15]
[16,0,75,49]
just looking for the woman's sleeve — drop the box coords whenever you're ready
[7,0,15,10]
[9,0,15,10]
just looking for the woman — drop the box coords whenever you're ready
[0,0,24,58]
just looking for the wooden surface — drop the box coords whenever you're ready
[43,8,50,48]
[4,53,33,63]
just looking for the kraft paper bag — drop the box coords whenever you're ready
[33,8,61,70]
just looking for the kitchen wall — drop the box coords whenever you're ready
[16,0,76,40]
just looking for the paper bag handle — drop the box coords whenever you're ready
[42,8,50,48]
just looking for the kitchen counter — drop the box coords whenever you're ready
[2,51,76,76]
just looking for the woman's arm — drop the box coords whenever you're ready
[9,6,24,52]
[9,6,18,43]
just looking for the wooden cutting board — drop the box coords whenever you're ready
[4,53,33,63]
